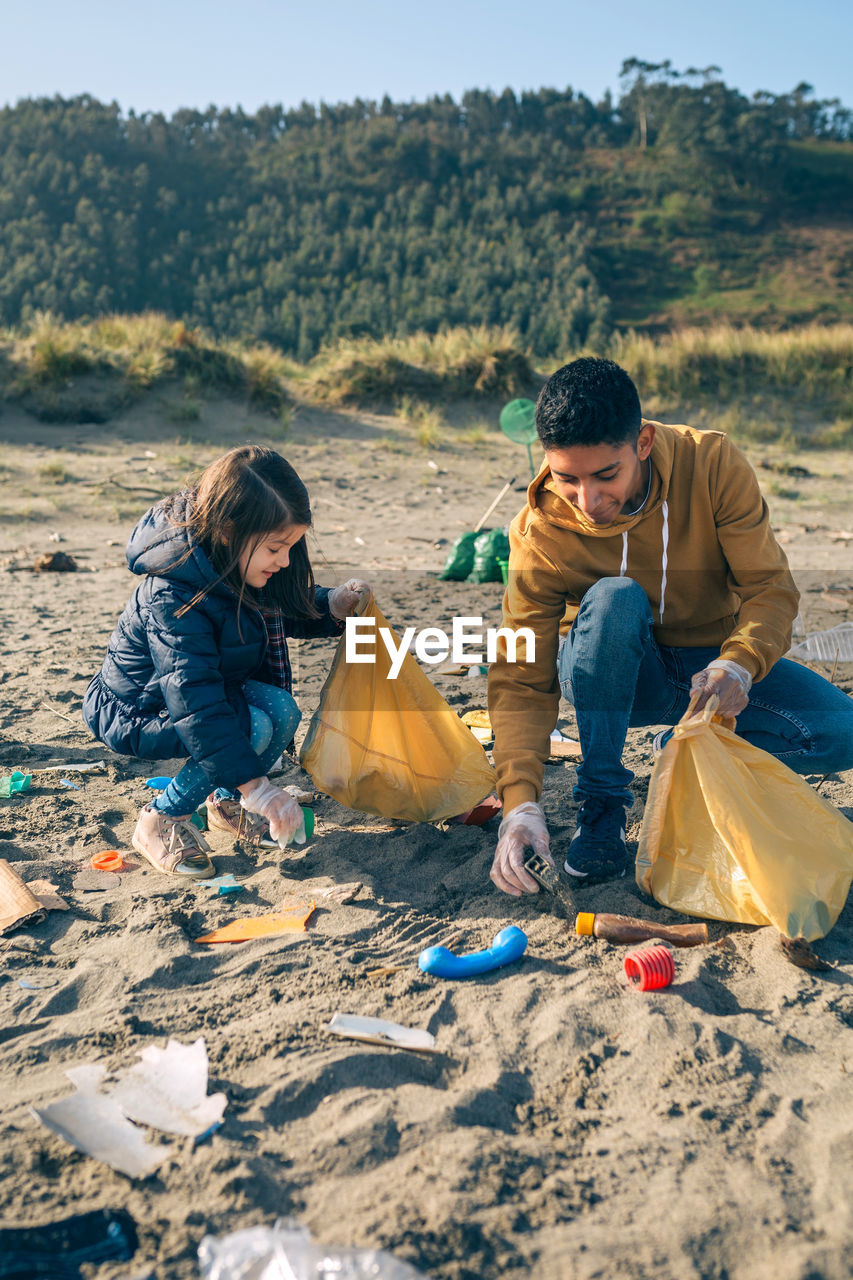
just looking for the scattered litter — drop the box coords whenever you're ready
[624,945,675,991]
[198,1218,427,1280]
[324,1012,438,1054]
[460,709,492,745]
[1,860,48,934]
[19,977,60,990]
[575,911,708,947]
[365,964,408,978]
[780,934,832,971]
[523,852,576,917]
[283,785,316,804]
[788,622,853,662]
[0,1208,138,1277]
[0,771,31,798]
[199,874,245,896]
[60,778,81,790]
[33,1080,171,1178]
[33,551,78,573]
[108,1038,227,1137]
[48,530,64,543]
[549,728,582,758]
[27,879,69,912]
[319,881,363,905]
[466,664,488,678]
[354,535,365,546]
[72,870,121,893]
[31,1039,226,1177]
[145,775,173,790]
[447,794,502,826]
[31,760,106,775]
[418,925,527,979]
[430,657,470,676]
[820,591,852,612]
[143,450,157,458]
[91,850,124,872]
[195,901,315,943]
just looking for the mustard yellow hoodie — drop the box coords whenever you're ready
[488,423,799,813]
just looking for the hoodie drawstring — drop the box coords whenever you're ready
[617,500,669,624]
[659,500,669,623]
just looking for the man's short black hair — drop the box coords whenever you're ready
[536,357,642,449]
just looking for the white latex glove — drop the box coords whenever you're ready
[239,777,305,847]
[329,578,371,620]
[690,658,752,719]
[491,800,552,897]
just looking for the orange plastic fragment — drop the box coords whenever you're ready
[194,900,315,944]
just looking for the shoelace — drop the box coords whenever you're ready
[163,816,209,866]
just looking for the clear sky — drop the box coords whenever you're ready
[2,0,850,117]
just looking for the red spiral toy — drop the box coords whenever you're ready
[623,945,675,991]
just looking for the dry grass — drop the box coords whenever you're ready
[300,326,534,405]
[2,315,852,446]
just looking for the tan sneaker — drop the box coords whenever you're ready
[132,804,215,879]
[205,794,276,848]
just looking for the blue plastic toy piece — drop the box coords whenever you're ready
[199,874,245,896]
[145,776,173,790]
[418,925,528,979]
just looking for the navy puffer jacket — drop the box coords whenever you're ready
[82,496,341,790]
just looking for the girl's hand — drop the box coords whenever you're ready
[239,776,304,846]
[329,578,371,620]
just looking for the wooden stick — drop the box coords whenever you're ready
[473,477,516,534]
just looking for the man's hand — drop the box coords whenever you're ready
[329,578,371,620]
[491,800,552,897]
[690,658,752,719]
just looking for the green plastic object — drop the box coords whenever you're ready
[499,398,538,479]
[0,771,31,798]
[439,530,478,581]
[300,806,315,842]
[190,806,208,832]
[498,558,509,586]
[470,529,510,583]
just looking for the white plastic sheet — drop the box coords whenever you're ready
[31,1038,225,1178]
[198,1218,428,1280]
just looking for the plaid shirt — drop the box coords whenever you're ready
[257,603,293,693]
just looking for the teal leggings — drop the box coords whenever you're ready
[151,681,301,817]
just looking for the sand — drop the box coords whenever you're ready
[1,398,853,1279]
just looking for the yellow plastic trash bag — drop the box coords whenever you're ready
[636,698,853,941]
[300,593,496,823]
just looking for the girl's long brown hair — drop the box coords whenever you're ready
[170,445,320,624]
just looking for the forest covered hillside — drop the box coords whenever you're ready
[1,62,851,358]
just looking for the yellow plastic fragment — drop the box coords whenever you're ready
[194,901,315,944]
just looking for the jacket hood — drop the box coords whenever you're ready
[126,493,222,592]
[526,420,675,538]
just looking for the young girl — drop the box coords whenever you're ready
[83,445,369,879]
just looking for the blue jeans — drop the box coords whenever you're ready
[152,681,301,818]
[558,577,853,806]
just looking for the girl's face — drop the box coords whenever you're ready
[237,523,309,589]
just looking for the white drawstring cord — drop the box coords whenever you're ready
[659,499,669,622]
[620,531,628,577]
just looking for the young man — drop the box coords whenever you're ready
[487,357,853,896]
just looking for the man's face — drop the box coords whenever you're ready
[237,523,309,589]
[544,426,654,526]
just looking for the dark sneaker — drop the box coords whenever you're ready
[564,796,628,881]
